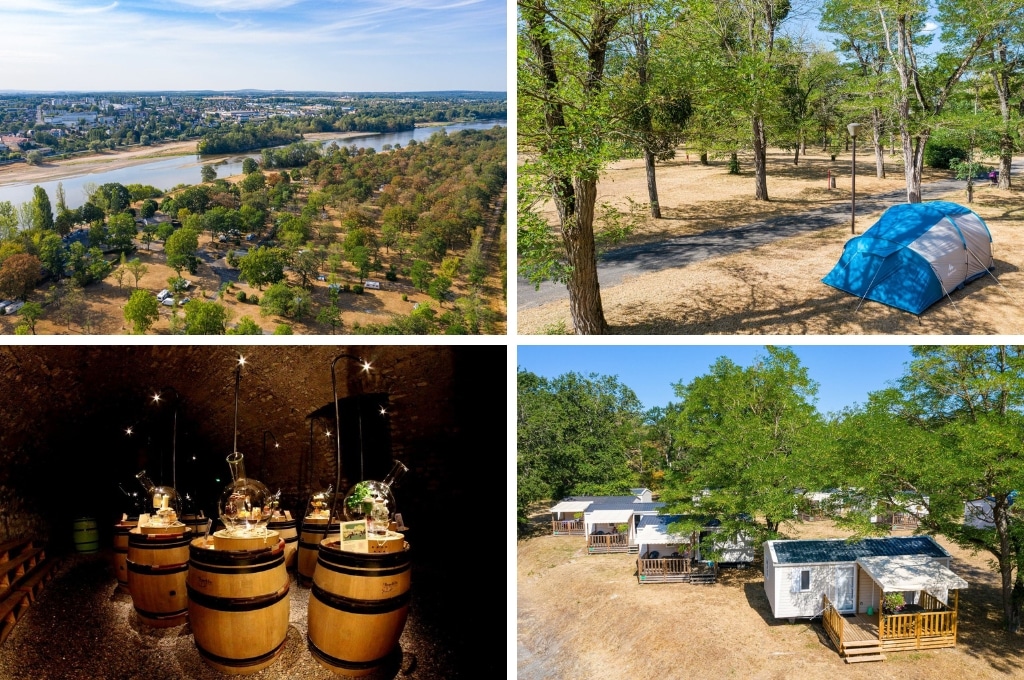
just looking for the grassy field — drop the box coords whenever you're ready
[518,148,1024,334]
[517,517,1024,679]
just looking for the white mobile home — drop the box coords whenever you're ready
[763,536,967,662]
[635,515,752,584]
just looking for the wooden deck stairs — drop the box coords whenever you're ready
[839,639,886,664]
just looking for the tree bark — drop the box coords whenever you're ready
[752,116,769,201]
[793,139,800,166]
[871,108,885,179]
[644,148,661,218]
[993,43,1013,189]
[994,496,1018,632]
[558,178,608,334]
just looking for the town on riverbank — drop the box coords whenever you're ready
[0,91,507,335]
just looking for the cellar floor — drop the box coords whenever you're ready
[0,552,470,680]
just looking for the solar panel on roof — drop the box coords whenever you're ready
[772,536,945,564]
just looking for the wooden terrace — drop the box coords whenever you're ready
[822,591,959,664]
[551,519,584,536]
[636,556,716,584]
[587,532,634,554]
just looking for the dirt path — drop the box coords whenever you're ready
[518,168,998,310]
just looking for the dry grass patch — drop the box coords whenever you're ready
[518,517,1024,679]
[519,184,1024,335]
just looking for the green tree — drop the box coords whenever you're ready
[38,232,67,279]
[125,258,148,289]
[242,157,259,175]
[428,274,452,306]
[259,282,309,319]
[238,246,286,290]
[183,299,227,334]
[55,279,85,331]
[293,248,321,290]
[123,289,160,334]
[519,0,630,334]
[660,347,822,544]
[830,346,1024,632]
[17,301,43,334]
[32,186,54,231]
[227,316,263,335]
[164,227,200,275]
[410,259,433,292]
[139,199,158,219]
[201,164,217,183]
[0,201,18,242]
[156,222,175,242]
[517,369,645,534]
[240,171,266,193]
[106,212,138,252]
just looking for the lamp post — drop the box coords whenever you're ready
[329,353,372,520]
[151,386,180,489]
[847,122,862,234]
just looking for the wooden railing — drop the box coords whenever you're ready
[822,595,844,652]
[551,519,584,535]
[918,591,946,612]
[637,557,691,577]
[587,533,629,550]
[880,610,955,641]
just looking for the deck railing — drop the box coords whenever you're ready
[880,609,955,641]
[587,533,630,552]
[637,557,691,577]
[822,595,844,652]
[551,519,584,535]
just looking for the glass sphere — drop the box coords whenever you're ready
[342,480,397,536]
[135,471,182,529]
[305,486,334,521]
[218,476,272,535]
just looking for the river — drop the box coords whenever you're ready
[0,120,506,210]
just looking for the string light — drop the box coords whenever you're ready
[125,426,133,436]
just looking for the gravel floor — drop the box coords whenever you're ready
[0,552,476,680]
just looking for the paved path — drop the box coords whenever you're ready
[517,171,999,310]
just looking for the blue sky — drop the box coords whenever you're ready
[0,0,505,92]
[517,345,916,417]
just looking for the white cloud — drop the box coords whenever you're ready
[164,0,302,10]
[922,21,939,32]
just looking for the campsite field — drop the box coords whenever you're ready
[517,148,1024,334]
[517,518,1024,679]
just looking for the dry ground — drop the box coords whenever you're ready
[0,231,434,335]
[517,518,1024,680]
[518,148,1024,334]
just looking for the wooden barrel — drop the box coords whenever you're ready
[182,514,209,536]
[267,518,298,570]
[307,538,411,676]
[187,536,290,675]
[112,520,138,589]
[297,519,337,582]
[127,529,190,627]
[73,517,99,554]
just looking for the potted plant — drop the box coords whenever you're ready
[615,523,629,535]
[883,592,905,615]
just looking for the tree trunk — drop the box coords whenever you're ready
[644,148,661,218]
[793,140,800,166]
[993,42,1013,189]
[700,151,709,166]
[871,108,885,179]
[897,95,925,203]
[752,116,769,201]
[995,497,1018,632]
[556,177,608,334]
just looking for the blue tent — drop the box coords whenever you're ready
[822,201,994,314]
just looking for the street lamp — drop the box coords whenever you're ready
[847,122,862,234]
[329,353,372,521]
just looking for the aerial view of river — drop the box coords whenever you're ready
[0,120,506,209]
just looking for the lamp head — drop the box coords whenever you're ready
[847,122,862,138]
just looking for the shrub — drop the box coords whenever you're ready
[236,291,247,302]
[924,138,968,169]
[401,294,408,302]
[248,294,258,305]
[353,284,364,294]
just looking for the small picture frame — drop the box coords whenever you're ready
[340,520,368,552]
